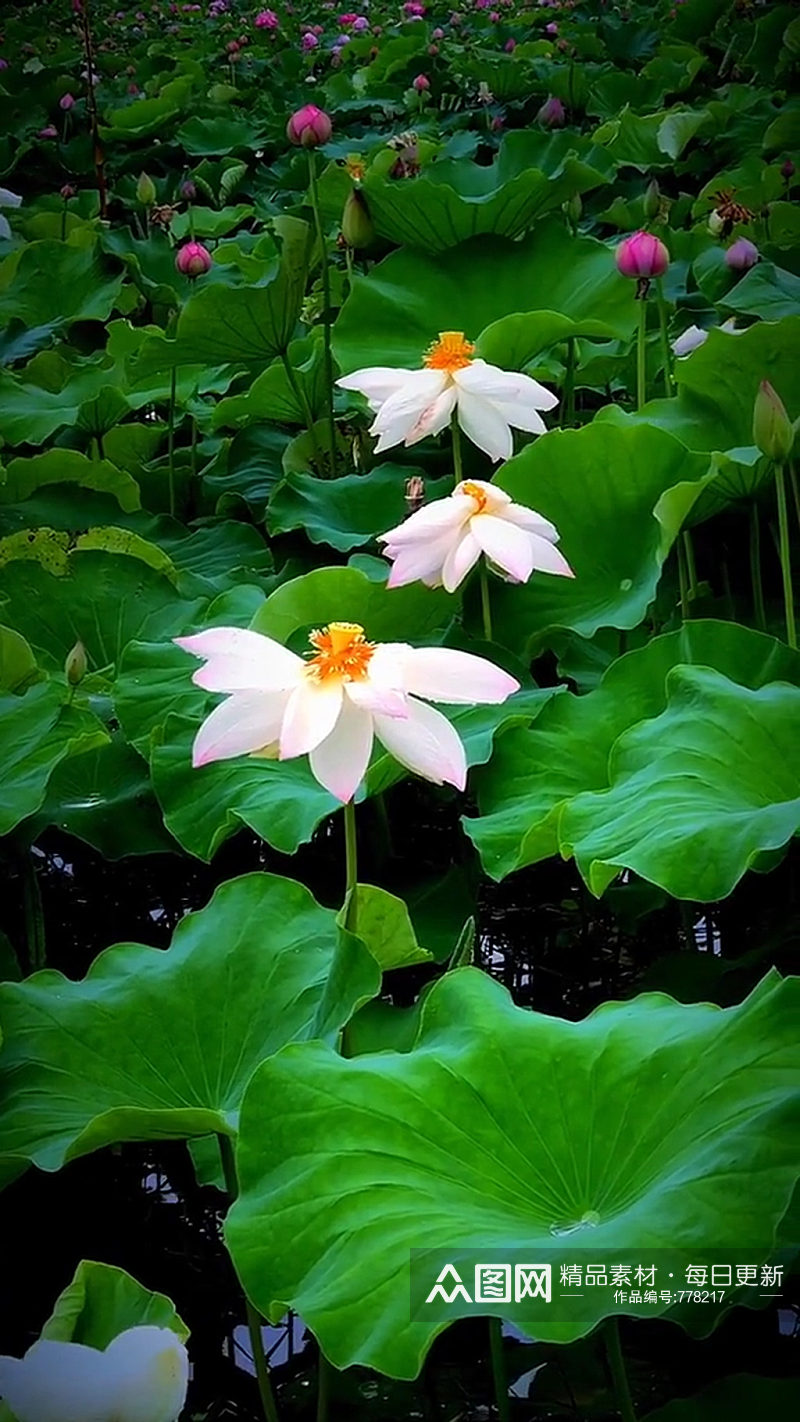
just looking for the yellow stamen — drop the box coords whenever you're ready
[423,331,475,373]
[461,481,489,514]
[305,622,375,682]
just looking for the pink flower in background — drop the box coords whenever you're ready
[404,1,425,13]
[176,624,520,802]
[536,94,565,127]
[379,480,573,592]
[254,8,278,26]
[301,31,319,48]
[504,37,516,51]
[352,14,369,28]
[412,73,430,91]
[60,92,75,109]
[725,237,759,271]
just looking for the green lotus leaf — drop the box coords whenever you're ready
[213,335,327,430]
[333,219,637,373]
[466,620,800,884]
[251,565,456,647]
[597,317,800,452]
[0,551,204,674]
[561,665,800,899]
[40,1260,188,1348]
[0,451,141,513]
[226,967,800,1374]
[0,237,125,330]
[100,78,194,139]
[487,423,708,654]
[476,311,621,369]
[170,204,255,241]
[0,364,128,447]
[175,115,267,156]
[721,262,800,322]
[0,681,108,837]
[266,465,449,552]
[359,132,615,253]
[33,736,176,859]
[340,885,433,972]
[0,627,39,695]
[0,873,380,1177]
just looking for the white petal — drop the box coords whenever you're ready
[0,187,22,209]
[0,215,10,241]
[471,513,536,582]
[370,368,449,430]
[454,478,512,513]
[336,366,417,410]
[400,646,520,704]
[385,532,456,588]
[346,680,408,717]
[455,388,514,462]
[671,325,708,357]
[404,383,458,446]
[279,678,344,759]
[441,528,481,592]
[500,502,559,541]
[104,1327,189,1422]
[374,697,467,790]
[454,360,559,411]
[309,696,374,802]
[192,691,286,767]
[175,628,302,693]
[0,1341,111,1422]
[378,494,474,547]
[489,400,548,436]
[527,532,575,577]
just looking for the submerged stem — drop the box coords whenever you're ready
[775,463,797,649]
[604,1317,638,1422]
[216,1135,281,1422]
[307,151,338,478]
[488,1317,510,1422]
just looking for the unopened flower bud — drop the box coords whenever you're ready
[724,236,759,271]
[180,179,197,201]
[753,380,794,463]
[65,640,87,685]
[707,208,725,237]
[643,178,660,220]
[563,192,582,224]
[615,229,669,280]
[60,92,76,110]
[136,171,156,205]
[175,241,213,278]
[60,183,76,200]
[536,94,565,128]
[782,159,795,181]
[341,187,374,249]
[286,104,332,147]
[412,73,430,92]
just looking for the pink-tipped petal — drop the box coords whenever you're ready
[378,494,474,547]
[279,679,344,760]
[192,692,286,767]
[441,528,481,592]
[374,696,467,790]
[369,370,450,451]
[309,697,374,802]
[455,389,514,462]
[404,383,458,446]
[528,532,575,577]
[385,532,456,588]
[500,503,559,540]
[471,513,536,582]
[175,627,302,693]
[400,646,520,704]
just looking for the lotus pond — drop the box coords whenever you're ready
[0,0,799,1418]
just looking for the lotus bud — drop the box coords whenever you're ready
[724,237,758,271]
[175,240,213,277]
[60,183,77,200]
[707,208,725,237]
[753,380,794,463]
[781,159,795,181]
[341,187,374,249]
[286,104,332,147]
[563,192,582,224]
[536,94,565,128]
[643,178,660,220]
[615,229,669,280]
[180,178,197,201]
[136,171,156,206]
[59,92,76,110]
[64,640,87,685]
[405,475,425,512]
[412,73,430,92]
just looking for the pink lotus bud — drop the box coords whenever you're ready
[60,92,75,110]
[38,125,58,140]
[615,230,669,280]
[504,38,516,51]
[782,159,795,181]
[254,8,278,26]
[286,104,332,146]
[175,240,213,278]
[180,178,197,200]
[490,115,504,132]
[536,95,565,128]
[412,73,430,91]
[352,15,369,29]
[724,237,758,272]
[301,31,318,49]
[432,25,444,37]
[60,183,77,199]
[428,43,438,54]
[546,20,558,33]
[0,59,8,71]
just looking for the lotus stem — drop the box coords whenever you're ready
[604,1317,638,1422]
[655,278,673,397]
[451,411,463,488]
[563,336,576,428]
[488,1318,510,1422]
[775,463,797,648]
[682,530,698,602]
[307,150,338,478]
[316,1352,333,1422]
[636,296,647,412]
[190,415,198,484]
[479,560,493,642]
[21,849,46,972]
[789,461,800,537]
[677,536,689,620]
[216,1135,281,1422]
[343,798,358,932]
[167,366,177,518]
[749,503,766,630]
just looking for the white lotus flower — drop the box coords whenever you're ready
[671,318,741,358]
[175,622,520,803]
[379,478,574,591]
[0,1326,189,1422]
[336,331,558,462]
[0,186,22,241]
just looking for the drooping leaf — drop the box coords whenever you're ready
[0,681,108,837]
[40,1260,188,1348]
